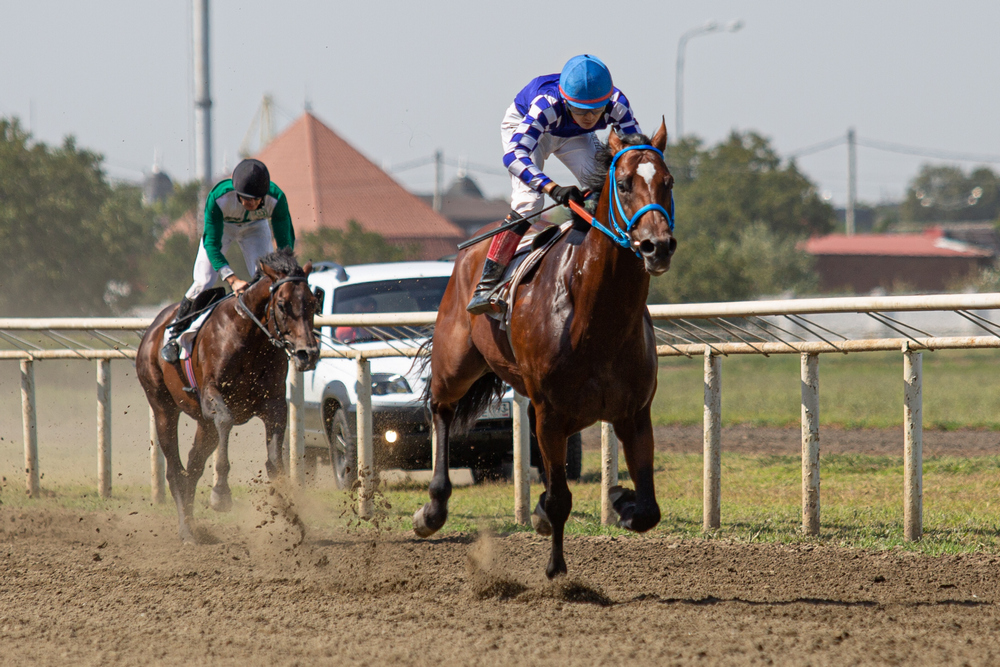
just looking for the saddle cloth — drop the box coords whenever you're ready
[487,220,575,339]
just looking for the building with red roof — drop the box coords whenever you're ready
[254,112,465,260]
[803,227,994,293]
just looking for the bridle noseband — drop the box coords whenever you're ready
[236,275,310,354]
[588,144,675,258]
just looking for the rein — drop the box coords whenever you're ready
[236,275,309,354]
[572,144,675,257]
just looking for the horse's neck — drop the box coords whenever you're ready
[576,196,651,320]
[232,279,274,339]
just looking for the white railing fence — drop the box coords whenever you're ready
[5,290,1000,541]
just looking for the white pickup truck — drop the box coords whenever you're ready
[298,260,516,487]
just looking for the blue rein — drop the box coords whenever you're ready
[583,144,675,257]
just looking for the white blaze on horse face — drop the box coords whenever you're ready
[636,161,657,187]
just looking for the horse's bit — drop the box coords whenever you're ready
[581,144,676,257]
[236,275,310,354]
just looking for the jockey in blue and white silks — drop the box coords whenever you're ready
[467,54,643,315]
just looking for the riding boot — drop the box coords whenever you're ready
[160,297,194,363]
[466,258,508,315]
[466,212,531,315]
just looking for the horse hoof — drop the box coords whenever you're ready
[413,503,445,538]
[545,556,567,580]
[210,488,233,513]
[531,501,552,537]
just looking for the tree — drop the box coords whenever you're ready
[0,118,158,316]
[900,164,1000,222]
[297,219,418,265]
[648,131,833,303]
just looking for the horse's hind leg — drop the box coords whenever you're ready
[534,406,572,579]
[152,400,194,543]
[413,404,454,537]
[611,404,661,532]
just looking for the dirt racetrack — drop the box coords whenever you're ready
[4,358,1000,665]
[3,451,1000,667]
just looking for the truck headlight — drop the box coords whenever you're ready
[371,373,411,395]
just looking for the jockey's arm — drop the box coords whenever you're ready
[269,189,295,250]
[502,96,558,194]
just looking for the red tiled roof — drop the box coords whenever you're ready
[803,227,993,258]
[255,113,465,247]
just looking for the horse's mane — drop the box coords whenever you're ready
[255,247,305,279]
[581,132,652,193]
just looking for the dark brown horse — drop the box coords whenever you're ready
[414,121,676,578]
[136,249,320,543]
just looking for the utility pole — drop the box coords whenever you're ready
[846,127,857,236]
[193,0,213,208]
[432,149,443,212]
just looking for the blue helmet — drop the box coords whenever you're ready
[558,55,613,109]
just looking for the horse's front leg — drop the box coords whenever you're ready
[413,405,454,537]
[611,403,661,532]
[184,420,219,518]
[200,387,235,512]
[263,396,288,480]
[533,407,572,579]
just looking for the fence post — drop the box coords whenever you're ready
[21,360,39,498]
[356,356,374,520]
[801,353,820,535]
[97,358,112,499]
[703,348,721,531]
[512,393,530,525]
[288,366,305,486]
[903,345,923,541]
[601,421,619,526]
[149,406,166,504]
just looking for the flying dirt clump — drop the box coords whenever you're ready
[467,529,528,600]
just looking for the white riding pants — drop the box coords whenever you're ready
[500,102,603,217]
[185,218,275,300]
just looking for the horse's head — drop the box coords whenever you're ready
[606,119,677,275]
[259,252,321,372]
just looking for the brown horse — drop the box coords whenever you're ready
[136,249,320,543]
[414,121,676,578]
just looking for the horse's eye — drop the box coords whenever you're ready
[617,178,632,194]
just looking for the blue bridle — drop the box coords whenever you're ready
[585,144,675,257]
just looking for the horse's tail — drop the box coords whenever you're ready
[417,337,505,436]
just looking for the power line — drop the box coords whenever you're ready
[854,137,1000,164]
[787,136,845,159]
[788,134,1000,164]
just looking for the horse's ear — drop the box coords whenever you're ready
[260,262,279,282]
[608,128,624,154]
[652,116,668,152]
[303,261,313,277]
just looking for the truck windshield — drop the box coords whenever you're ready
[331,277,450,343]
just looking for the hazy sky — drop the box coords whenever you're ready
[4,1,999,208]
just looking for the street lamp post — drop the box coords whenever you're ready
[675,19,744,140]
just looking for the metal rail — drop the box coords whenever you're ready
[4,292,1000,539]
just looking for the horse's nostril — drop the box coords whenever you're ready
[667,237,677,257]
[639,239,657,257]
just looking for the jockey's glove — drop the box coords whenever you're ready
[549,185,585,207]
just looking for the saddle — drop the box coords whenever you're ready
[170,287,228,333]
[486,219,577,344]
[162,288,231,395]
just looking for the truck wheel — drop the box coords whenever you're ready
[327,406,357,490]
[531,431,583,484]
[471,459,513,484]
[566,431,582,481]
